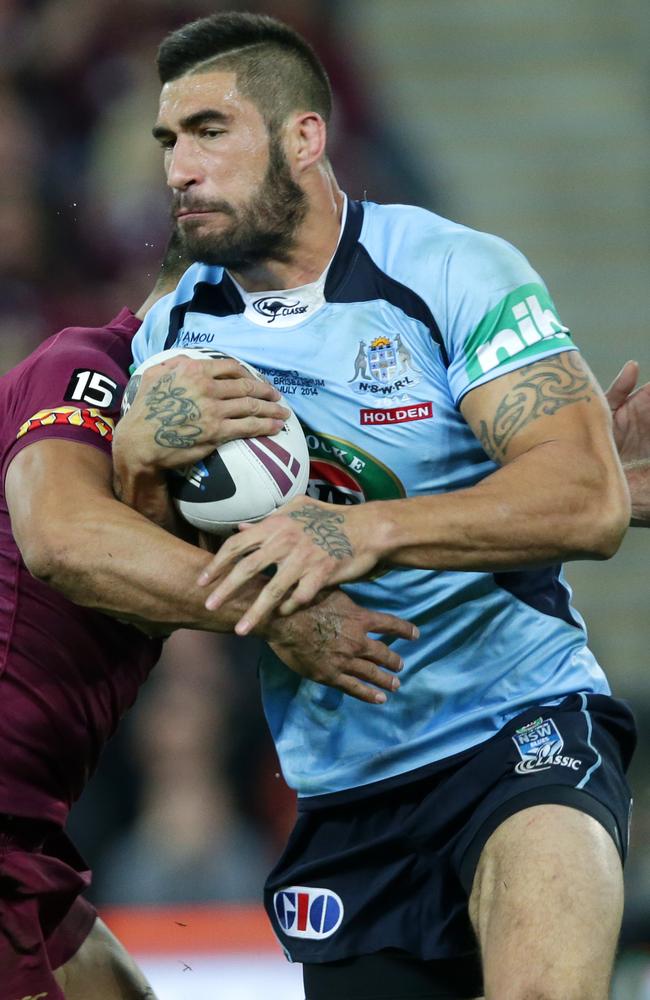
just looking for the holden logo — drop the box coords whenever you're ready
[252,296,308,323]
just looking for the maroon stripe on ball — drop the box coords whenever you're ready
[290,457,301,477]
[245,440,293,496]
[257,435,291,466]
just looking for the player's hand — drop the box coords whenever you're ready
[606,361,650,526]
[605,360,650,465]
[198,498,389,635]
[265,589,419,705]
[115,354,290,472]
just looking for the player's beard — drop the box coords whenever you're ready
[173,135,307,271]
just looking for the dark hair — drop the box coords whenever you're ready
[157,11,332,131]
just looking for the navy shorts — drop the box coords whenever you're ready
[265,693,635,995]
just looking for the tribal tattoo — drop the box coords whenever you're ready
[287,505,354,559]
[144,373,203,448]
[478,352,593,462]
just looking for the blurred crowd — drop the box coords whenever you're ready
[0,0,431,908]
[0,0,430,372]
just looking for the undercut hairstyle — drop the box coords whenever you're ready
[157,12,332,134]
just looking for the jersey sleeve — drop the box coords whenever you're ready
[441,230,577,404]
[131,292,174,368]
[1,339,127,486]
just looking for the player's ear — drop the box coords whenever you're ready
[285,111,326,174]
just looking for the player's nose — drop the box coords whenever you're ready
[166,135,201,191]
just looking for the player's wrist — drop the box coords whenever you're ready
[358,500,403,564]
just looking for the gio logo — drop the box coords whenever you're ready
[273,886,344,940]
[474,291,570,376]
[253,296,308,323]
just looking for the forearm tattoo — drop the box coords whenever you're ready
[144,373,202,448]
[478,353,592,462]
[288,505,354,558]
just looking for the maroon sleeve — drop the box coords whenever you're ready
[1,323,135,486]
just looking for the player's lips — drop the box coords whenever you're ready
[176,209,217,220]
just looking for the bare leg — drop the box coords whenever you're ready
[468,804,623,1000]
[54,916,158,1000]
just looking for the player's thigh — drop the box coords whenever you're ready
[468,803,623,1000]
[53,916,157,1000]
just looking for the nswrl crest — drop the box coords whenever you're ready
[348,334,421,393]
[512,716,563,774]
[369,336,398,383]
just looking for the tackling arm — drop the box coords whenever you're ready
[6,439,253,631]
[6,438,415,702]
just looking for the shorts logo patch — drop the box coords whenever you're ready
[273,886,344,940]
[17,407,115,442]
[513,716,582,775]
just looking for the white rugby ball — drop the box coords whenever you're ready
[122,347,310,534]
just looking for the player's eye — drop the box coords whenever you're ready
[201,128,225,140]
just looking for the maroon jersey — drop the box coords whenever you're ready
[0,309,161,825]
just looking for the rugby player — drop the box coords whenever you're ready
[126,12,639,999]
[0,234,416,998]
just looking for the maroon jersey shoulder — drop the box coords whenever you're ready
[0,308,141,486]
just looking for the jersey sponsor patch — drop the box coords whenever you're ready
[305,431,405,504]
[512,716,582,775]
[273,886,344,940]
[360,401,433,425]
[465,283,573,382]
[64,368,121,408]
[17,406,115,442]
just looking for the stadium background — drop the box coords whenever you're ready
[1,0,648,995]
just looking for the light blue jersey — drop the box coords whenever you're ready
[133,199,610,800]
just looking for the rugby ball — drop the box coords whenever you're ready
[122,347,310,534]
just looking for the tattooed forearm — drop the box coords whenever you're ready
[478,353,592,462]
[144,373,203,448]
[287,505,354,559]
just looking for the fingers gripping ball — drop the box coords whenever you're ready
[123,348,310,534]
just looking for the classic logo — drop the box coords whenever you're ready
[16,407,115,442]
[360,402,433,425]
[512,717,581,775]
[274,886,344,940]
[253,296,308,323]
[348,334,422,399]
[304,430,405,505]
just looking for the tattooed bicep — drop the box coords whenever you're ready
[463,351,595,463]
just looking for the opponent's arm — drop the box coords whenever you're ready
[605,360,650,526]
[6,438,414,702]
[198,351,630,633]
